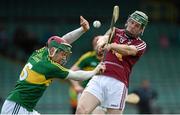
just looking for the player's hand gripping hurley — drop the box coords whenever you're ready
[101,5,119,61]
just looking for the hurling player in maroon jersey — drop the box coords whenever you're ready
[76,11,148,114]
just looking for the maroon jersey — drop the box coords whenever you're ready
[103,28,146,87]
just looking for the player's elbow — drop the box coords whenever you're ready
[120,50,137,56]
[127,45,138,56]
[129,50,137,56]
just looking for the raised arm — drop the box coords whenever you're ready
[62,16,90,44]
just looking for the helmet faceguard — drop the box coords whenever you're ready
[129,11,148,28]
[47,36,72,65]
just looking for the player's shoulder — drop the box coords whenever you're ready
[29,47,47,62]
[115,28,125,33]
[134,37,147,51]
[136,37,147,44]
[48,57,69,71]
[35,47,47,53]
[82,51,95,57]
[75,51,95,65]
[80,51,95,59]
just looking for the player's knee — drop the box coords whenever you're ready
[76,104,89,114]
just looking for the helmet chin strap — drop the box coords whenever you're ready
[60,57,67,65]
[48,48,57,57]
[141,27,145,36]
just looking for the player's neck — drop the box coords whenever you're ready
[125,30,138,39]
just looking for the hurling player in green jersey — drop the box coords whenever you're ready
[1,16,105,114]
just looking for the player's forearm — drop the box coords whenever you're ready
[110,43,137,56]
[97,35,109,47]
[66,70,96,81]
[62,27,85,44]
[104,28,111,35]
[69,66,82,87]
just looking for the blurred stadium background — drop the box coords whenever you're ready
[0,0,180,114]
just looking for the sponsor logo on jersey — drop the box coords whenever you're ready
[110,104,118,107]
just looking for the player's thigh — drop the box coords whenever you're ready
[1,100,23,114]
[1,100,40,114]
[1,100,14,114]
[107,108,122,114]
[92,106,106,114]
[77,91,100,111]
[103,78,128,111]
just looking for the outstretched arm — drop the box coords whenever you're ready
[69,65,84,93]
[66,62,105,81]
[62,16,90,44]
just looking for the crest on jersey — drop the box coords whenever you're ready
[118,35,126,43]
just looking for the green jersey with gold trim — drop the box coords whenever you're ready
[7,47,69,112]
[74,51,100,88]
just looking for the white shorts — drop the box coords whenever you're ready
[84,75,128,111]
[1,100,40,115]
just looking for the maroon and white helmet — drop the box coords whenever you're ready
[47,36,67,46]
[47,36,72,53]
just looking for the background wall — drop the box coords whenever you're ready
[0,0,180,114]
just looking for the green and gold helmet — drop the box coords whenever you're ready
[129,11,148,27]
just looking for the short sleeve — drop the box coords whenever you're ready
[134,41,147,57]
[32,59,69,79]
